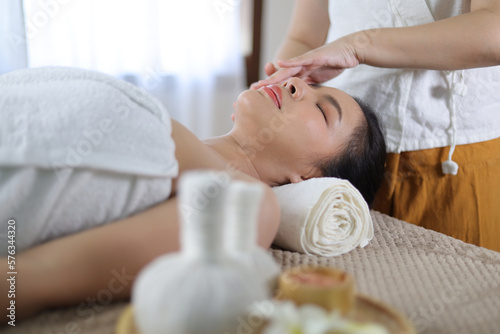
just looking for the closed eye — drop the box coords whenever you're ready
[317,103,327,123]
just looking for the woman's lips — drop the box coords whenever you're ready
[262,85,282,109]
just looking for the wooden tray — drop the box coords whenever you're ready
[115,305,138,334]
[351,295,416,334]
[115,296,416,334]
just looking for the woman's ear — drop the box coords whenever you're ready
[289,174,304,184]
[289,166,320,184]
[290,174,316,184]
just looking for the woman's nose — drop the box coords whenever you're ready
[284,77,309,100]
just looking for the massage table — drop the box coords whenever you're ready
[4,211,499,334]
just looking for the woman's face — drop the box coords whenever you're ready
[230,77,364,185]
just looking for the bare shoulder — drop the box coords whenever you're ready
[171,119,226,171]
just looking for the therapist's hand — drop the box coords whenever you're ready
[249,62,282,89]
[252,39,360,89]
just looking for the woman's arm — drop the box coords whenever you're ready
[273,0,330,62]
[353,0,500,70]
[257,0,500,86]
[2,177,280,322]
[262,0,330,78]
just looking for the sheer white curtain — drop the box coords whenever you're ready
[21,0,245,138]
[0,0,28,73]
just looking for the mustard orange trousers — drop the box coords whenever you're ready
[373,137,500,253]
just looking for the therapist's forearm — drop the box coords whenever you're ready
[272,0,330,65]
[351,9,500,70]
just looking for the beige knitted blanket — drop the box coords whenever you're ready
[4,211,500,334]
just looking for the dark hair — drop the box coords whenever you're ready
[318,97,386,206]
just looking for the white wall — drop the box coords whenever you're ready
[259,0,294,80]
[0,0,27,73]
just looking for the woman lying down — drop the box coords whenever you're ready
[0,67,385,321]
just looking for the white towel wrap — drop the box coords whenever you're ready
[0,67,178,254]
[272,178,373,257]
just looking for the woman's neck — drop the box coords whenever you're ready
[202,134,261,181]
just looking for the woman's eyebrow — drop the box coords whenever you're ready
[311,84,343,122]
[324,94,342,123]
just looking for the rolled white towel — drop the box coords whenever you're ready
[272,178,373,257]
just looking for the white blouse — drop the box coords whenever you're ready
[326,0,500,173]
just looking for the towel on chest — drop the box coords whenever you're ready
[0,67,178,254]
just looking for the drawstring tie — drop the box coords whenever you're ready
[442,70,467,175]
